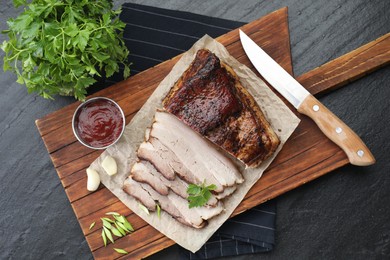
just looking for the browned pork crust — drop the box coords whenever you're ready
[163,49,280,167]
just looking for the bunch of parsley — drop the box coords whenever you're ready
[1,0,131,100]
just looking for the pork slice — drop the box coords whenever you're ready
[152,111,244,187]
[130,161,169,195]
[132,161,219,207]
[123,177,156,211]
[138,137,203,185]
[214,186,237,200]
[142,137,236,202]
[150,122,224,192]
[148,137,199,185]
[132,160,183,197]
[167,191,224,222]
[145,160,189,199]
[124,177,205,228]
[144,131,237,201]
[123,176,224,228]
[138,138,230,204]
[137,141,175,180]
[138,183,206,228]
[193,201,225,220]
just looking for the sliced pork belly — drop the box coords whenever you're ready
[123,177,156,211]
[166,190,224,227]
[148,137,200,185]
[123,177,204,228]
[194,202,225,220]
[138,136,237,201]
[168,191,224,223]
[151,110,244,187]
[150,121,224,192]
[131,160,186,197]
[137,141,176,180]
[138,182,207,228]
[214,186,237,200]
[131,160,219,206]
[123,175,224,228]
[131,161,169,195]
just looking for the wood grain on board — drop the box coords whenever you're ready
[35,7,390,259]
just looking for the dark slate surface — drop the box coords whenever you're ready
[1,0,389,259]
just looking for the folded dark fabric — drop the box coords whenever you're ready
[110,3,276,259]
[179,201,276,259]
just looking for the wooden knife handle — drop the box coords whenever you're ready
[298,94,375,166]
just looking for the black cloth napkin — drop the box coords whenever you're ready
[110,3,276,259]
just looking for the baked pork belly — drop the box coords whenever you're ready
[137,141,176,181]
[138,137,203,185]
[123,177,224,229]
[123,177,156,211]
[214,186,237,200]
[135,160,189,199]
[163,49,280,168]
[151,110,244,189]
[123,177,196,227]
[131,160,219,207]
[131,161,169,196]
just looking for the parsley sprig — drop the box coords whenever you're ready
[1,0,131,100]
[187,180,217,208]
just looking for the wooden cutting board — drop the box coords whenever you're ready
[35,7,390,259]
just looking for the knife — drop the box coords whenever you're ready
[239,29,375,166]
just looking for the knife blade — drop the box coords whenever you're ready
[239,29,375,166]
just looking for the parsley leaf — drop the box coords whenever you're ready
[187,181,217,208]
[2,0,131,101]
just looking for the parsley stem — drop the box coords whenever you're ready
[13,54,24,81]
[70,69,79,80]
[90,26,109,33]
[61,29,65,56]
[7,51,22,62]
[7,41,27,53]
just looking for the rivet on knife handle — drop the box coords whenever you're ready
[297,94,375,166]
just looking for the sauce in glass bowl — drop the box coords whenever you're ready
[72,97,125,149]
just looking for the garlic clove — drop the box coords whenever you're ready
[86,168,100,191]
[101,155,117,176]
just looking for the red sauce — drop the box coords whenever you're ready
[74,99,124,148]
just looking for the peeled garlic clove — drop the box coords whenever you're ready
[101,155,117,176]
[86,168,100,191]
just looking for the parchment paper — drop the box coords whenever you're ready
[89,35,300,252]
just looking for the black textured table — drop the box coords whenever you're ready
[1,1,389,259]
